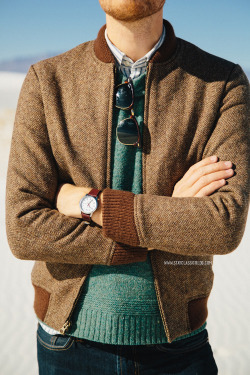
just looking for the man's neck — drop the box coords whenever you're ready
[105,9,164,62]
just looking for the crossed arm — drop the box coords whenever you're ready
[5,64,250,265]
[56,155,235,234]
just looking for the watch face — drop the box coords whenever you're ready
[80,195,98,215]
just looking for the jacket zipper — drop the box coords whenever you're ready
[144,64,171,343]
[59,265,92,335]
[150,253,171,342]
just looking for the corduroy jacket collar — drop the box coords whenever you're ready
[94,19,177,64]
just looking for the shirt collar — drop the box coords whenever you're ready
[104,25,166,77]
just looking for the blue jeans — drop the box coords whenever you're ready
[37,323,218,374]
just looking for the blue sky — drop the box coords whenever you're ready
[1,0,250,70]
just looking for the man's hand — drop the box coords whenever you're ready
[172,155,234,198]
[148,155,234,250]
[56,184,103,226]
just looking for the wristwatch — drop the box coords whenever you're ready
[79,188,102,225]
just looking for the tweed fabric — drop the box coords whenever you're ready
[102,61,250,255]
[65,71,204,345]
[6,20,250,342]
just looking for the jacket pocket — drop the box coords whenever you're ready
[32,283,51,321]
[187,295,209,331]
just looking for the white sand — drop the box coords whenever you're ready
[0,72,250,375]
[0,72,38,374]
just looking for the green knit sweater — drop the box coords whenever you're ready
[66,70,206,345]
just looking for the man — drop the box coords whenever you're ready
[5,0,250,374]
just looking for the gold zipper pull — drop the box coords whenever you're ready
[59,320,71,335]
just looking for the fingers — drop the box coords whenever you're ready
[194,179,226,197]
[183,155,219,181]
[190,168,234,196]
[172,155,235,198]
[183,156,233,188]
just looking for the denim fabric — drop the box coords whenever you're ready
[37,323,218,374]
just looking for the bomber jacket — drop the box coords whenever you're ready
[5,20,250,343]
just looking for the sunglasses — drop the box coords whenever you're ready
[114,77,141,148]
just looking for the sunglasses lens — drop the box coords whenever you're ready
[115,83,133,109]
[117,118,138,145]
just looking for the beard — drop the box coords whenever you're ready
[99,0,166,22]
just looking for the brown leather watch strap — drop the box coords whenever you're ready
[81,212,92,221]
[88,188,101,198]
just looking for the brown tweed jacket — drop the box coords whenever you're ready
[6,20,250,342]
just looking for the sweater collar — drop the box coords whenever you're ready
[94,19,177,64]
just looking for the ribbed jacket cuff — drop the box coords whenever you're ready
[110,243,148,265]
[102,188,140,246]
[102,188,147,263]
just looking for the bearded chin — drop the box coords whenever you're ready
[101,1,165,22]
